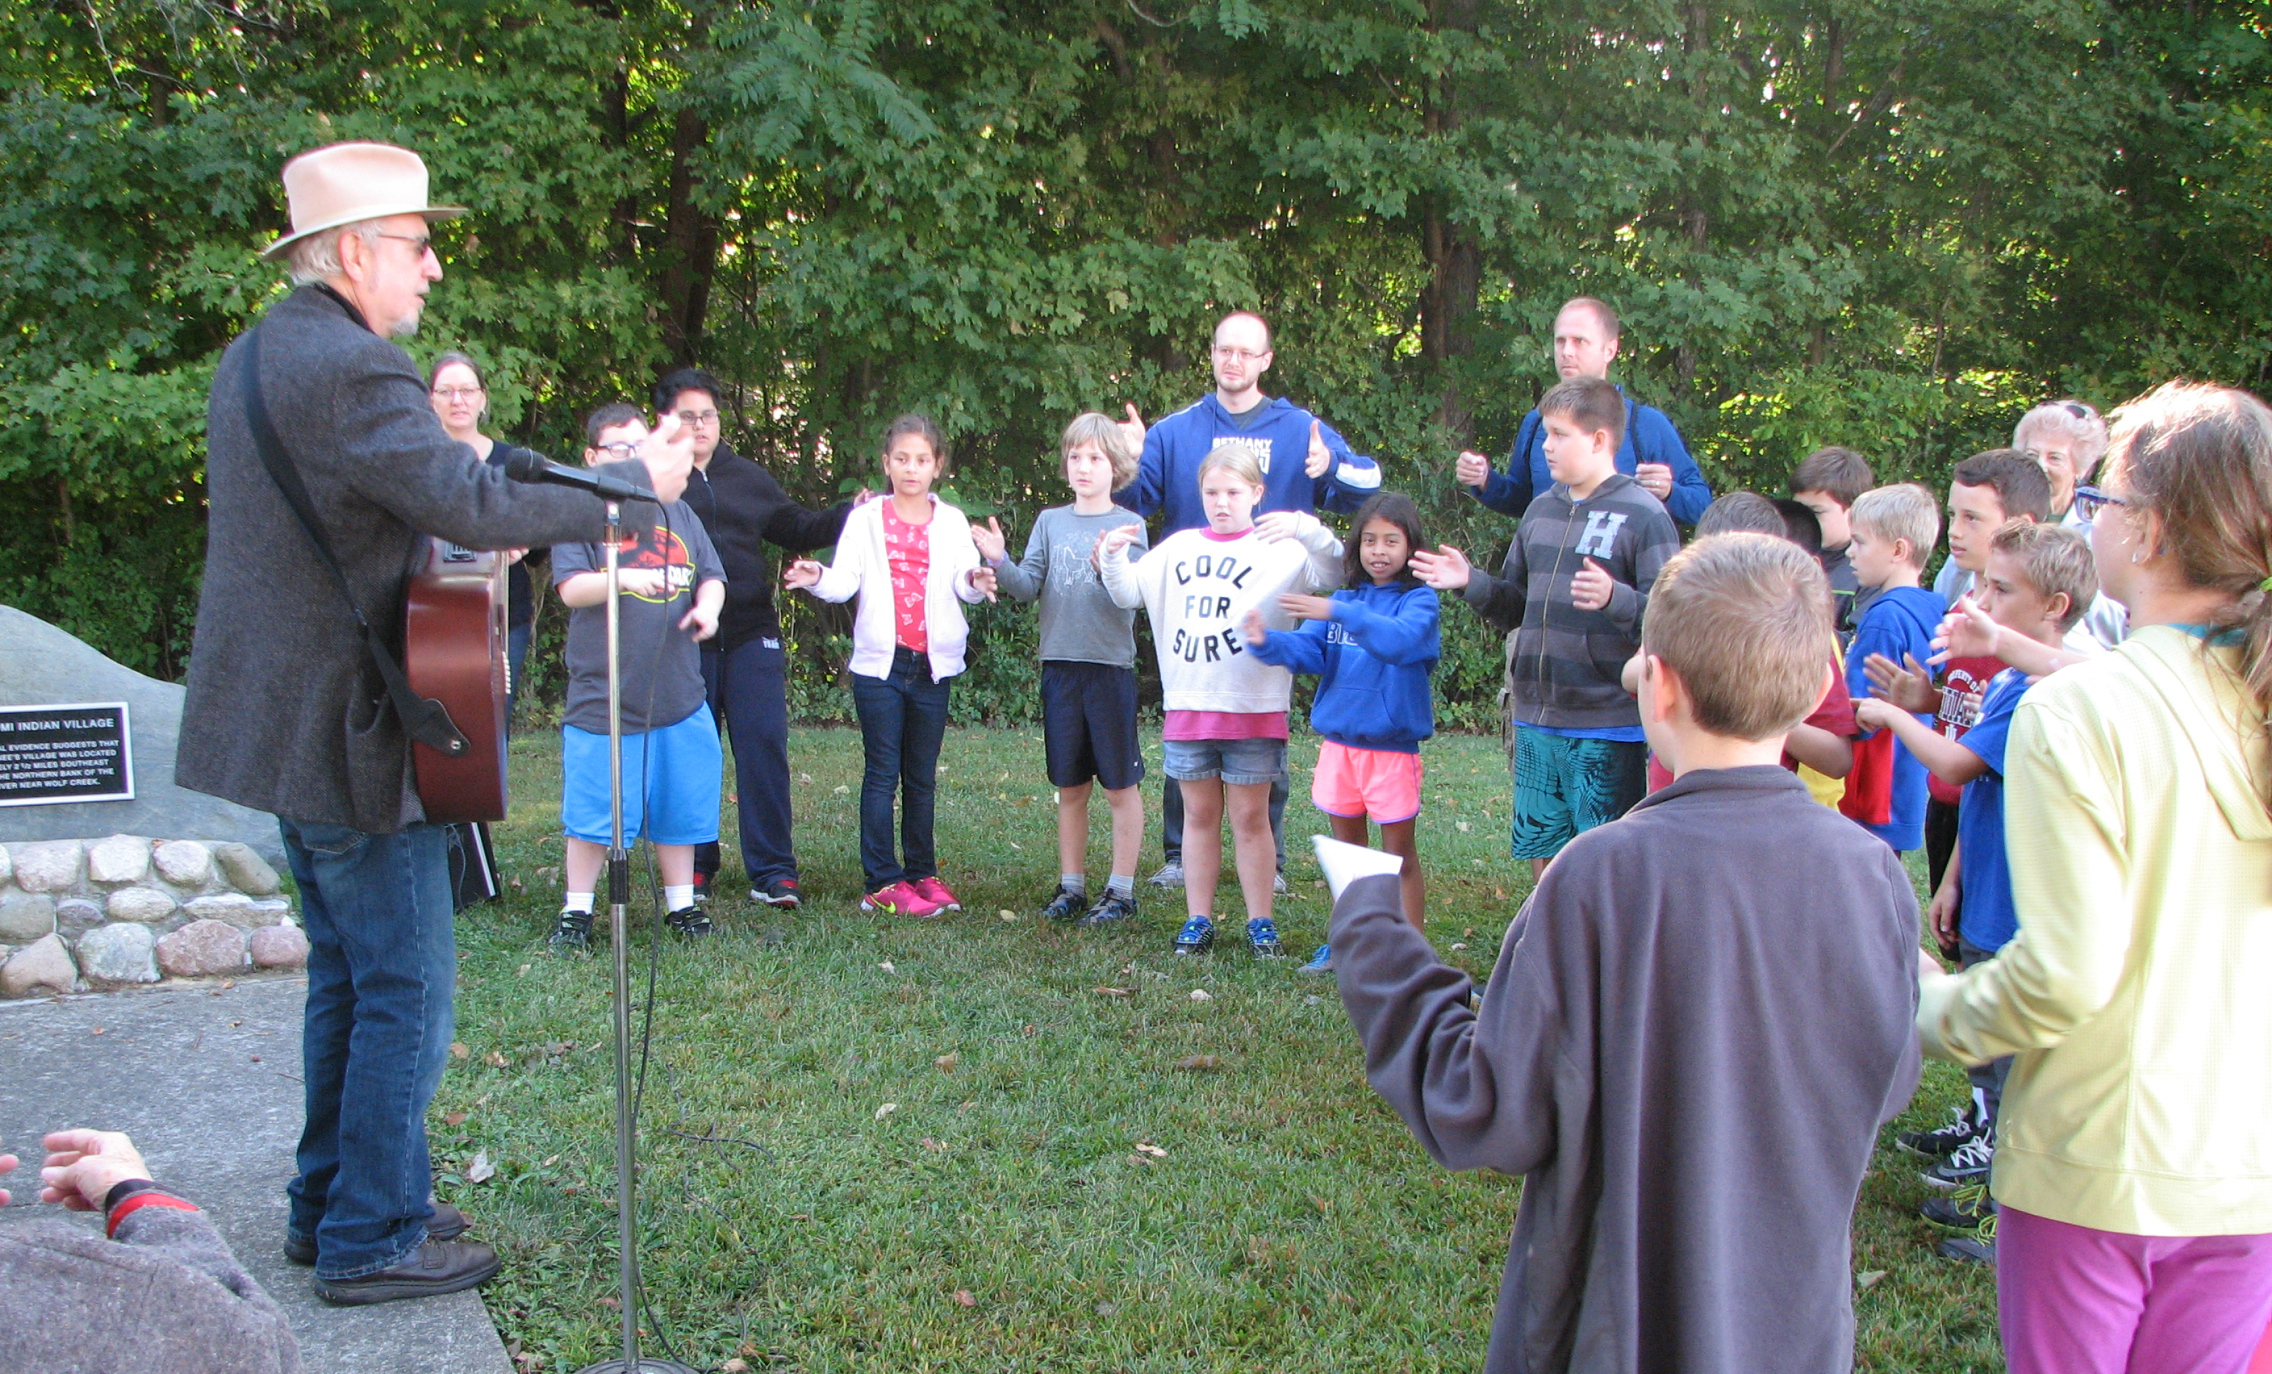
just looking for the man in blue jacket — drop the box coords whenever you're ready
[1456,297,1711,525]
[1116,310,1383,888]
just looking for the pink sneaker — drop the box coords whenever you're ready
[912,876,961,911]
[861,881,942,918]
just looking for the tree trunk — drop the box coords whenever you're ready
[659,106,719,365]
[1420,0,1482,439]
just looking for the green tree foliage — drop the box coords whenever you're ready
[3,0,2267,716]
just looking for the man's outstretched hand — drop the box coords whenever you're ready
[39,1129,150,1212]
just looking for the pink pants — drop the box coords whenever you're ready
[2000,1205,2272,1374]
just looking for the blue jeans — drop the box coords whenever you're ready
[279,818,456,1279]
[696,638,799,887]
[852,647,950,890]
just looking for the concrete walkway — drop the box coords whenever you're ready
[0,977,513,1374]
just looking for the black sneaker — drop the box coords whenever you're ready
[1920,1134,1993,1189]
[755,878,803,908]
[1920,1185,1993,1230]
[664,906,713,939]
[1246,916,1285,957]
[1898,1106,1984,1159]
[1040,886,1088,923]
[1935,1206,1998,1265]
[1172,914,1215,955]
[549,909,592,954]
[1078,891,1138,926]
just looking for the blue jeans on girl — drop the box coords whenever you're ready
[852,646,951,891]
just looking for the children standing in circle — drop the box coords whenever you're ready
[1243,492,1440,974]
[783,416,998,918]
[1100,444,1343,957]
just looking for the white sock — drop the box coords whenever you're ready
[664,884,695,911]
[1107,874,1135,896]
[1061,873,1088,894]
[564,892,594,914]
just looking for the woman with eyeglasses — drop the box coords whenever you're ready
[1915,381,2272,1374]
[428,350,542,723]
[2013,398,2129,649]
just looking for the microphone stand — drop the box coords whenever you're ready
[578,499,695,1374]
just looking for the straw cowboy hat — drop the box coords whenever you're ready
[260,141,466,261]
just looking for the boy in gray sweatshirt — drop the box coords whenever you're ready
[975,413,1150,925]
[1333,533,1922,1374]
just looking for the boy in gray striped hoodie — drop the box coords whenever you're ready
[1415,376,1681,878]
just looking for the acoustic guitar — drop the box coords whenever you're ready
[403,538,511,823]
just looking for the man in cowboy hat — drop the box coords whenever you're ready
[177,141,695,1305]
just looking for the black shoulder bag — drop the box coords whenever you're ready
[239,326,471,759]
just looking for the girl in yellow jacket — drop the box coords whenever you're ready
[1916,381,2272,1374]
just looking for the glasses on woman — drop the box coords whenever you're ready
[2072,484,2127,521]
[431,386,484,401]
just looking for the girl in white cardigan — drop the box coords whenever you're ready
[785,416,997,917]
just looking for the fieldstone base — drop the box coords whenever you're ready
[0,836,300,997]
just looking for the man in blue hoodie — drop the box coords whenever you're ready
[1116,310,1384,888]
[1456,297,1712,526]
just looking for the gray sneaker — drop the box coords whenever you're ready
[1272,871,1290,895]
[1147,861,1184,888]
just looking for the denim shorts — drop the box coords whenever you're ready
[1163,736,1287,786]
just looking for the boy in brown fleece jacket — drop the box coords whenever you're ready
[1328,533,1923,1374]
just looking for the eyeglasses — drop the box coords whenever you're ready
[375,231,434,256]
[431,386,484,401]
[1212,346,1268,362]
[674,409,720,426]
[2072,484,2127,521]
[595,441,640,460]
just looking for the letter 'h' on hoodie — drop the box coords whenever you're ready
[1458,473,1680,731]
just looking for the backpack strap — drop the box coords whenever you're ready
[240,327,470,759]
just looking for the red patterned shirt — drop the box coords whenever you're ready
[882,500,932,653]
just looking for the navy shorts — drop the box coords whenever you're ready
[1040,661,1144,791]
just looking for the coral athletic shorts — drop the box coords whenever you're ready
[1311,740,1422,824]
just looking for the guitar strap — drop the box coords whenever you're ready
[240,326,471,759]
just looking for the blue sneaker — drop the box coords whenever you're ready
[1246,917,1284,958]
[1299,943,1333,974]
[1172,914,1215,955]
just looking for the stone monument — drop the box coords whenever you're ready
[0,606,283,866]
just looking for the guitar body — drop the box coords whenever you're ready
[404,539,510,823]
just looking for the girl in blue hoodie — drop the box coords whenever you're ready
[1244,492,1440,971]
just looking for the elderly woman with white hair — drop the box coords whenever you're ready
[2016,399,2127,647]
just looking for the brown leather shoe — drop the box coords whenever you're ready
[287,1200,467,1265]
[314,1239,500,1305]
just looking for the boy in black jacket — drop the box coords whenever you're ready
[658,368,852,909]
[1330,533,1923,1374]
[1414,376,1681,879]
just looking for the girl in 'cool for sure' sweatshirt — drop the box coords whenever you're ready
[1100,443,1341,959]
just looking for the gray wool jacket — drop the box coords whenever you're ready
[177,285,652,833]
[0,1198,298,1374]
[1332,766,1923,1374]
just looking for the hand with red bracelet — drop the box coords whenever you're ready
[37,1129,152,1213]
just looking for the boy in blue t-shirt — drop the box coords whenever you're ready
[1837,484,1944,851]
[1855,520,2099,1262]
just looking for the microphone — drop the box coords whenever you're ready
[501,449,659,504]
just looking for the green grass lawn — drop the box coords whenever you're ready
[440,726,2003,1372]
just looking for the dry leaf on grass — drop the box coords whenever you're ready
[1091,986,1132,997]
[920,1137,947,1152]
[1174,1055,1222,1071]
[934,1051,959,1071]
[1856,1270,1887,1290]
[999,909,1018,921]
[874,1102,899,1121]
[465,1152,496,1184]
[953,1289,977,1307]
[1450,942,1468,951]
[484,1050,509,1068]
[449,1042,470,1061]
[878,960,895,973]
[721,1360,750,1373]
[443,1111,468,1126]
[1188,989,1212,1002]
[1134,1142,1168,1157]
[1456,820,1472,832]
